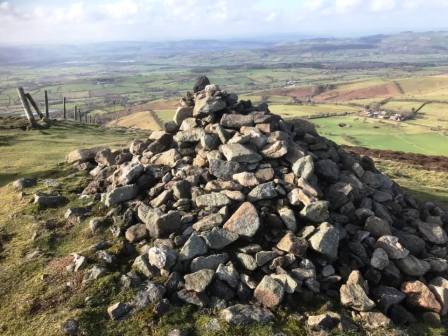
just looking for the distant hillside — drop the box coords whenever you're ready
[2,31,448,66]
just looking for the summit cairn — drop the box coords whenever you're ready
[70,77,448,330]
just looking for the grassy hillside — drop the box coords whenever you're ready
[0,119,148,187]
[0,120,446,336]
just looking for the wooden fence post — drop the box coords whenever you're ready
[17,87,36,127]
[74,106,77,121]
[79,109,82,123]
[44,90,49,119]
[63,97,67,119]
[25,93,44,119]
[85,113,88,124]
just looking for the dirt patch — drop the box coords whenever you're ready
[345,146,448,172]
[136,98,178,111]
[315,82,402,102]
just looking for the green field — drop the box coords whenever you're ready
[0,120,148,187]
[312,116,448,155]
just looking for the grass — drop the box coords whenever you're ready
[375,159,448,207]
[311,116,448,155]
[0,120,149,187]
[270,104,360,119]
[111,111,163,130]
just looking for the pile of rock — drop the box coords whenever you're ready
[66,77,448,330]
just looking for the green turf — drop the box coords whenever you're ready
[312,116,448,155]
[0,120,148,187]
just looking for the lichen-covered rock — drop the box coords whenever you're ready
[223,202,260,237]
[254,275,285,307]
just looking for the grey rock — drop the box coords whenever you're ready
[174,128,206,143]
[83,265,107,283]
[62,319,78,335]
[179,233,208,260]
[308,222,340,260]
[236,253,258,271]
[370,248,389,270]
[300,201,329,223]
[271,273,298,294]
[232,172,259,187]
[192,214,224,231]
[104,184,138,207]
[375,235,409,260]
[277,232,308,257]
[209,159,243,179]
[255,251,278,266]
[184,269,215,292]
[429,277,448,316]
[223,202,260,237]
[220,304,274,325]
[292,155,314,180]
[193,75,210,93]
[364,216,391,238]
[307,313,340,331]
[247,182,278,201]
[195,192,231,208]
[117,162,144,185]
[139,206,181,238]
[254,275,285,307]
[214,263,238,290]
[418,221,448,245]
[202,228,238,249]
[133,281,166,310]
[34,193,67,208]
[190,253,229,272]
[174,106,193,126]
[372,286,406,313]
[221,143,262,163]
[396,255,430,277]
[261,140,288,158]
[278,206,297,232]
[340,271,375,312]
[107,302,130,320]
[193,95,227,116]
[316,159,340,181]
[125,224,147,243]
[148,246,177,271]
[132,254,156,278]
[13,177,37,190]
[359,311,392,329]
[150,149,181,167]
[220,114,254,128]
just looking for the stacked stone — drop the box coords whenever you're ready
[67,77,448,329]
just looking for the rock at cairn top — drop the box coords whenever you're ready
[71,77,448,328]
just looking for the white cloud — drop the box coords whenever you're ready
[0,0,448,44]
[100,0,140,20]
[335,0,362,13]
[370,0,396,12]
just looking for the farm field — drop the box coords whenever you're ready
[313,116,448,155]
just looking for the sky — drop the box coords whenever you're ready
[1,0,448,44]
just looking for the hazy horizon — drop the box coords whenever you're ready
[1,0,448,44]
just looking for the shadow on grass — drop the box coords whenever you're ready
[0,167,64,188]
[402,186,448,208]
